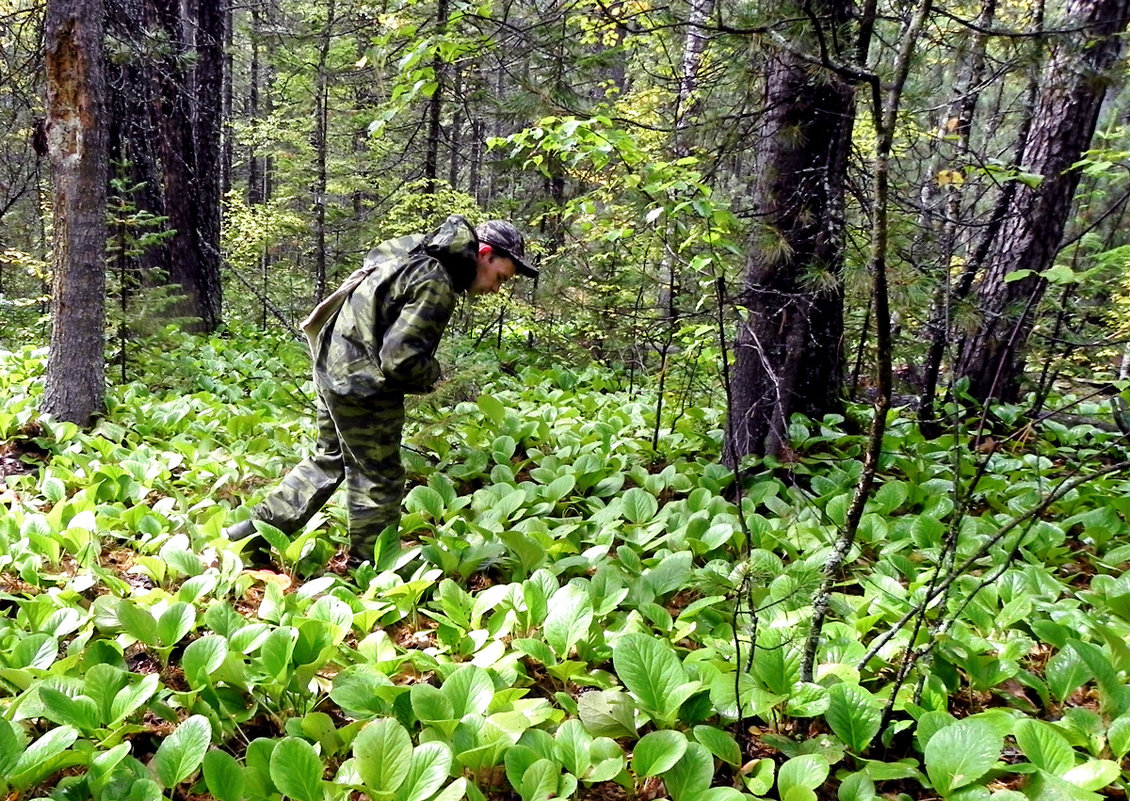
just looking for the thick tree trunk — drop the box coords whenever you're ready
[193,0,225,328]
[41,0,108,426]
[724,2,855,463]
[955,0,1130,402]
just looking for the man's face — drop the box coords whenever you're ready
[470,244,517,295]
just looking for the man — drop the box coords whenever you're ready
[223,214,536,564]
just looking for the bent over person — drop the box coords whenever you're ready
[223,215,536,563]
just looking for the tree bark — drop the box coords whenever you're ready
[41,0,108,426]
[312,0,335,303]
[424,0,449,192]
[955,0,1130,402]
[193,0,225,327]
[723,0,855,463]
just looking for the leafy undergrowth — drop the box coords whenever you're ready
[3,329,1130,801]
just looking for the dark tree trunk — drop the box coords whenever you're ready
[247,0,263,205]
[41,0,108,426]
[424,0,449,192]
[312,0,335,303]
[723,0,855,463]
[221,0,233,197]
[193,0,225,328]
[955,0,1130,402]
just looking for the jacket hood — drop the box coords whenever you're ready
[423,215,479,292]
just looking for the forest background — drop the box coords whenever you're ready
[5,0,1130,800]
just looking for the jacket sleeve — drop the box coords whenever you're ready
[377,270,455,394]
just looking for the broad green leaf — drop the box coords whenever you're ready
[519,758,560,801]
[779,754,830,795]
[554,719,592,777]
[924,719,1002,796]
[622,487,659,524]
[110,673,160,724]
[1046,646,1091,703]
[663,741,713,801]
[431,778,468,801]
[1061,760,1119,791]
[478,394,505,426]
[183,635,229,688]
[701,789,746,801]
[11,633,60,669]
[405,486,445,519]
[396,742,453,801]
[543,581,593,658]
[412,683,455,723]
[826,684,881,753]
[443,665,495,718]
[743,758,775,795]
[117,600,159,645]
[152,715,212,788]
[354,718,412,794]
[612,632,688,723]
[38,686,101,732]
[693,725,742,766]
[1106,714,1130,759]
[12,725,79,776]
[270,737,324,801]
[0,717,21,774]
[203,750,245,801]
[1014,719,1074,775]
[838,771,877,801]
[633,729,688,777]
[331,666,393,718]
[1024,769,1103,801]
[504,744,543,791]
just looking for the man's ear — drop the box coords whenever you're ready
[477,243,493,258]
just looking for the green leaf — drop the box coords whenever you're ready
[0,717,21,774]
[331,666,392,719]
[663,742,713,801]
[1046,646,1091,703]
[405,486,445,519]
[1106,714,1130,759]
[543,581,593,658]
[152,715,212,788]
[554,719,592,778]
[924,719,1002,796]
[203,750,245,801]
[270,737,325,801]
[443,665,495,718]
[354,718,412,795]
[838,771,877,801]
[622,488,659,524]
[743,758,775,795]
[779,754,830,796]
[612,632,689,724]
[183,635,229,688]
[396,742,453,801]
[478,394,506,426]
[38,686,101,732]
[633,729,688,777]
[1061,760,1119,791]
[110,673,160,724]
[12,725,79,777]
[412,683,455,723]
[826,684,881,753]
[1014,719,1074,775]
[117,600,159,646]
[519,758,560,801]
[693,725,742,766]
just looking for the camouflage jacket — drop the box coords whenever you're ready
[309,215,478,399]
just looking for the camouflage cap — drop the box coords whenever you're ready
[475,220,538,278]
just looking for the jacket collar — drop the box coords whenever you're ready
[423,215,478,292]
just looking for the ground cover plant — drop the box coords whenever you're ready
[2,329,1130,801]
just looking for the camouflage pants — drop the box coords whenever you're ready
[251,386,405,562]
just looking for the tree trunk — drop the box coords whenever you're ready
[41,0,108,426]
[955,0,1130,402]
[424,0,449,191]
[312,0,335,303]
[723,0,855,463]
[193,0,225,328]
